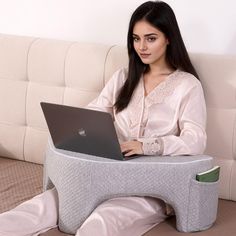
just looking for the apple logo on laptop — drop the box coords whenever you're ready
[78,128,86,137]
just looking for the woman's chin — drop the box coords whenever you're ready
[140,58,152,64]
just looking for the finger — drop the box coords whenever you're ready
[124,150,136,157]
[120,144,132,153]
[120,145,126,153]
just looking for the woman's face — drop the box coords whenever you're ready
[132,20,169,66]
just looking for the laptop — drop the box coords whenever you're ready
[40,102,132,161]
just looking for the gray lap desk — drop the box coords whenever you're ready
[44,140,219,234]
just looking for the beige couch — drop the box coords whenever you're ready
[0,34,236,235]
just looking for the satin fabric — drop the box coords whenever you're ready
[0,188,58,236]
[87,68,207,156]
[0,189,167,236]
[76,197,167,236]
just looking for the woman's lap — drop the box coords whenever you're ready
[0,189,167,236]
[76,196,167,236]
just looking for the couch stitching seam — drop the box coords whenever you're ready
[103,45,116,87]
[62,41,77,105]
[23,37,40,161]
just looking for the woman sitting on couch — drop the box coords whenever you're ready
[0,1,206,236]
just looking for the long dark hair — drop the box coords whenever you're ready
[114,1,199,113]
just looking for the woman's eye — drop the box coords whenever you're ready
[147,37,156,42]
[133,37,139,42]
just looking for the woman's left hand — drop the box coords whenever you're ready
[120,141,143,157]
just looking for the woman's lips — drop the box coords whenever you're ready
[140,53,151,59]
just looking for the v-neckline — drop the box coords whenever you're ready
[142,70,178,98]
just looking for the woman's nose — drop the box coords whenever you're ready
[139,40,147,51]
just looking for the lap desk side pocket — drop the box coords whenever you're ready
[43,140,219,234]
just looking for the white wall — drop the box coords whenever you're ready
[0,0,235,55]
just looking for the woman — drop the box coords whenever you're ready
[0,1,206,236]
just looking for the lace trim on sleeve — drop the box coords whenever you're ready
[141,138,164,156]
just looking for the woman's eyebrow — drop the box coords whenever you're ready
[132,33,158,37]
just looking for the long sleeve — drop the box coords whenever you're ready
[141,80,207,156]
[86,69,126,118]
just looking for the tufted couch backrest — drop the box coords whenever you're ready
[190,54,236,200]
[0,34,235,201]
[0,34,128,164]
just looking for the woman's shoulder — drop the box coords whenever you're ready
[174,70,203,90]
[106,68,128,89]
[107,67,128,85]
[112,67,128,80]
[102,67,128,93]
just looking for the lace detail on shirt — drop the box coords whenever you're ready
[145,70,182,106]
[142,138,163,156]
[128,70,182,138]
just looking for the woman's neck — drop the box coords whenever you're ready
[143,61,176,96]
[147,59,174,77]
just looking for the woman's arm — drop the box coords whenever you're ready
[122,82,207,157]
[86,69,126,117]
